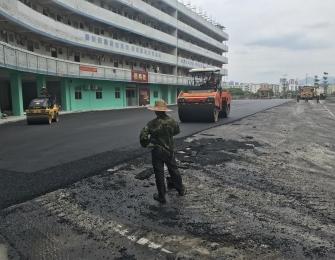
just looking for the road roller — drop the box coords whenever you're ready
[177,68,232,122]
[26,97,60,125]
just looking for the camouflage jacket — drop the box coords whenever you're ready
[140,115,180,152]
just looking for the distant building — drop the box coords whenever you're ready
[288,79,299,92]
[327,85,335,95]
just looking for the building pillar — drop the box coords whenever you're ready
[10,72,24,116]
[36,74,46,97]
[61,78,71,111]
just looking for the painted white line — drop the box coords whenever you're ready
[0,244,8,260]
[161,248,173,254]
[44,194,177,256]
[323,105,335,119]
[137,238,150,245]
[148,242,162,249]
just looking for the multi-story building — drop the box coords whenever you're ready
[0,0,228,116]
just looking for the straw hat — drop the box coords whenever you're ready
[147,100,172,112]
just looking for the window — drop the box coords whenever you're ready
[75,87,82,100]
[153,91,159,98]
[27,41,34,52]
[8,34,14,42]
[96,87,103,99]
[115,87,121,99]
[51,47,57,58]
[74,53,80,62]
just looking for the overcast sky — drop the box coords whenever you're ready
[188,0,335,83]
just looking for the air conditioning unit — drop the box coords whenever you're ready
[84,85,91,91]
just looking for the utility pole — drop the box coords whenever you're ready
[323,72,328,95]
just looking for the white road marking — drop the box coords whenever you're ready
[43,198,175,255]
[137,238,149,245]
[148,242,162,249]
[0,244,8,260]
[323,105,335,119]
[161,248,173,254]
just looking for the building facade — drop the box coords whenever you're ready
[0,0,228,116]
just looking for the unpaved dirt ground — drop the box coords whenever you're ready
[0,99,335,260]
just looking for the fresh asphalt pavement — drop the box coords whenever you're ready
[0,99,288,209]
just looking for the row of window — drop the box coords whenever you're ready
[19,0,223,58]
[74,87,159,100]
[74,86,120,100]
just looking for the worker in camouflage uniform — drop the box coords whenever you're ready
[140,100,186,204]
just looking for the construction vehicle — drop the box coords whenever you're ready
[297,86,314,102]
[177,68,232,122]
[26,97,60,124]
[296,86,325,102]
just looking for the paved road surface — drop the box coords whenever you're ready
[0,99,288,208]
[2,99,334,260]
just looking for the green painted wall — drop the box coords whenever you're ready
[61,78,71,111]
[4,68,180,114]
[168,86,177,104]
[66,79,126,111]
[161,85,169,103]
[10,72,24,116]
[150,84,162,106]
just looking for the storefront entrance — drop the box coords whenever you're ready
[0,81,12,115]
[126,88,138,107]
[139,87,150,106]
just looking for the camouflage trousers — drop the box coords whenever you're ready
[151,147,183,199]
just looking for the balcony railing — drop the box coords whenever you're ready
[0,41,196,85]
[162,0,229,40]
[52,0,227,52]
[0,0,176,66]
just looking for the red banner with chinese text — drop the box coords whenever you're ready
[132,70,148,83]
[80,65,98,73]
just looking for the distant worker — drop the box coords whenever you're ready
[315,87,321,104]
[140,100,186,204]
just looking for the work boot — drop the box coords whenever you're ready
[153,193,167,204]
[178,185,187,196]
